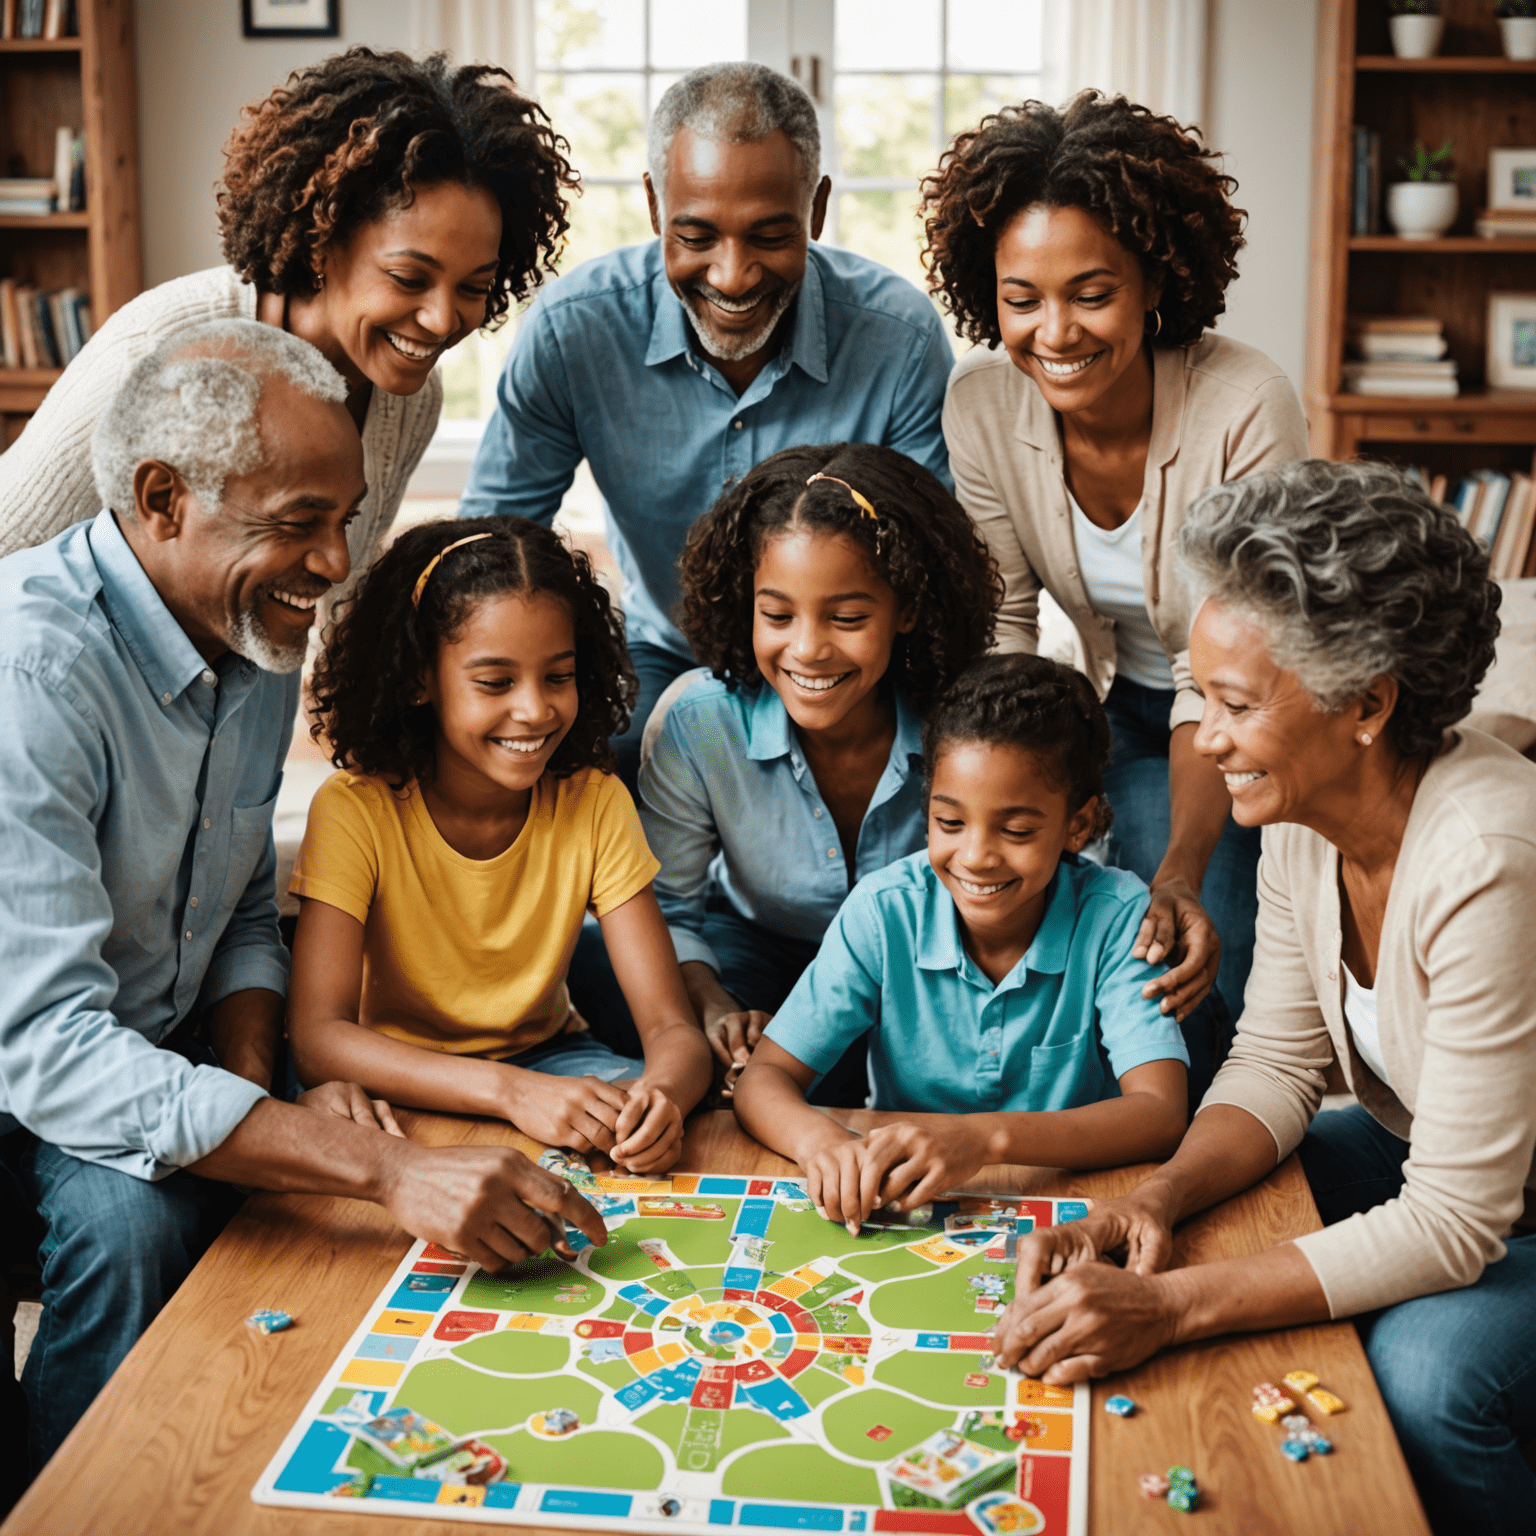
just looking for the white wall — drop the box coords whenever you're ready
[1203,0,1318,396]
[135,0,415,288]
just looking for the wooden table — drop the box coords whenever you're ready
[3,1110,1429,1536]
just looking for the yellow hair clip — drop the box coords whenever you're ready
[806,472,878,522]
[411,532,496,608]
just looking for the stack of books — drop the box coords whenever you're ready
[0,178,55,217]
[0,280,92,371]
[0,0,76,38]
[1451,470,1536,579]
[1475,206,1536,240]
[1342,315,1457,398]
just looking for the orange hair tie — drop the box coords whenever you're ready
[806,472,878,522]
[411,532,495,608]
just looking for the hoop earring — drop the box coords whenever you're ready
[1151,308,1162,337]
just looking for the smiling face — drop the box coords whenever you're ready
[1188,598,1366,828]
[647,128,829,364]
[994,203,1157,416]
[300,179,502,396]
[751,524,910,739]
[423,590,579,799]
[927,740,1097,957]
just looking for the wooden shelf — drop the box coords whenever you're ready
[0,37,82,52]
[0,368,61,415]
[0,212,89,229]
[1330,387,1536,414]
[1355,54,1536,71]
[1349,235,1536,252]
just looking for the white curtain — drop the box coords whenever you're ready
[1042,0,1209,126]
[409,0,536,88]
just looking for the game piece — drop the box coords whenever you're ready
[245,1308,292,1335]
[1104,1394,1136,1417]
[660,1498,682,1517]
[1279,1439,1310,1463]
[1283,1369,1320,1395]
[1308,1388,1347,1416]
[1305,1436,1333,1455]
[1279,1414,1311,1435]
[1138,1472,1170,1499]
[1251,1382,1296,1423]
[1166,1486,1199,1512]
[1166,1466,1197,1490]
[255,1181,1093,1532]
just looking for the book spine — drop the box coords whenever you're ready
[0,280,17,369]
[52,125,73,214]
[1367,134,1381,237]
[15,288,39,369]
[1352,127,1368,237]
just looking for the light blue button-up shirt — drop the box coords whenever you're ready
[0,512,292,1178]
[460,240,955,658]
[639,675,926,970]
[766,852,1188,1114]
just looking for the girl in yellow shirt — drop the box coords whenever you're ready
[288,517,711,1172]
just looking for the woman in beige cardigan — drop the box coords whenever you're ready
[992,461,1535,1535]
[923,93,1308,1034]
[0,49,575,589]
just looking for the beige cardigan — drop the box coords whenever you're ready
[0,267,441,598]
[1204,729,1536,1318]
[943,334,1309,729]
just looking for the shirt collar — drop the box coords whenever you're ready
[88,510,211,706]
[743,682,923,770]
[915,859,1077,980]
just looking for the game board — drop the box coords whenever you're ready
[253,1172,1091,1534]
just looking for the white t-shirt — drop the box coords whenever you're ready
[1067,490,1175,690]
[1343,962,1392,1089]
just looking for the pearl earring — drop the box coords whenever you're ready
[1359,732,1373,746]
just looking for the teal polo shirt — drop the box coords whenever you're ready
[765,852,1188,1114]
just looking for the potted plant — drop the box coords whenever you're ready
[1497,1,1536,60]
[1388,140,1458,238]
[1389,0,1445,57]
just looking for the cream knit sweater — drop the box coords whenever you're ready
[0,267,442,594]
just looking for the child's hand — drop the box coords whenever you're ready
[507,1073,627,1154]
[863,1121,991,1213]
[610,1082,685,1173]
[803,1137,888,1235]
[297,1080,406,1138]
[703,1008,772,1074]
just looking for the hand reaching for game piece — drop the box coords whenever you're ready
[610,1081,685,1173]
[503,1071,627,1154]
[297,1080,406,1138]
[703,1008,772,1094]
[864,1121,991,1214]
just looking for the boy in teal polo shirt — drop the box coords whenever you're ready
[734,656,1189,1229]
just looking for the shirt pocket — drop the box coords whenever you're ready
[1027,1029,1101,1111]
[220,792,280,911]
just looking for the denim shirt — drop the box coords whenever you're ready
[460,240,954,658]
[0,511,291,1178]
[638,675,926,970]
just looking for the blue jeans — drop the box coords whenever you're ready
[1102,675,1262,1012]
[1299,1105,1536,1534]
[0,1131,243,1473]
[507,1030,642,1081]
[612,639,696,795]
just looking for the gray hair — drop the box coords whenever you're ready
[92,318,348,518]
[647,62,821,210]
[1177,458,1501,760]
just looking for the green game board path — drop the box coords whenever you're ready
[721,1444,881,1506]
[483,1428,665,1490]
[820,1388,954,1464]
[391,1358,603,1439]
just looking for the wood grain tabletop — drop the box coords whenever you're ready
[2,1109,1429,1536]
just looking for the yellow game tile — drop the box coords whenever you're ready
[795,1334,821,1349]
[436,1485,487,1506]
[792,1265,828,1285]
[912,1238,970,1265]
[1017,1378,1074,1409]
[747,1329,773,1349]
[671,1175,699,1194]
[371,1310,432,1337]
[1017,1409,1074,1452]
[767,1277,809,1299]
[629,1348,662,1374]
[339,1359,404,1388]
[504,1313,550,1331]
[1308,1388,1347,1415]
[657,1341,686,1365]
[1283,1370,1320,1395]
[1252,1397,1294,1424]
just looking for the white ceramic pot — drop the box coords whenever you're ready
[1389,14,1445,57]
[1387,180,1458,239]
[1500,17,1536,60]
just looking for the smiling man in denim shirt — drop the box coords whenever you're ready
[460,62,954,788]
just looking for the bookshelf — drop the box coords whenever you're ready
[0,0,141,443]
[1305,0,1536,474]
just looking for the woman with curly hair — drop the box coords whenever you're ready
[922,91,1308,1030]
[991,462,1536,1536]
[285,516,710,1171]
[0,48,575,581]
[634,442,1001,1104]
[733,651,1190,1222]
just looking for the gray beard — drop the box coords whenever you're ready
[228,600,309,674]
[679,278,801,362]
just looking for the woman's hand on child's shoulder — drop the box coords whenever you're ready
[502,1071,628,1155]
[297,1080,407,1138]
[610,1081,685,1174]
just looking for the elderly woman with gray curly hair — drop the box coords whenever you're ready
[989,458,1536,1533]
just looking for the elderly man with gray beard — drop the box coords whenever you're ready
[0,320,605,1488]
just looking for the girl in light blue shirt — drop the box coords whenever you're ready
[638,442,1001,1101]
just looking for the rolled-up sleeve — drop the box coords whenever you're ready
[1092,894,1189,1078]
[0,667,266,1179]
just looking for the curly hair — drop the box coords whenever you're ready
[310,516,636,789]
[677,443,1002,715]
[920,91,1244,349]
[1178,459,1502,761]
[218,49,576,327]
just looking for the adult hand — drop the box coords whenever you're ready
[297,1080,406,1138]
[378,1142,607,1274]
[611,1082,685,1173]
[503,1072,627,1155]
[1014,1190,1176,1292]
[802,1137,884,1234]
[704,1008,772,1085]
[1134,878,1220,1021]
[862,1121,991,1214]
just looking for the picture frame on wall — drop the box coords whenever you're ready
[1487,148,1536,212]
[1487,293,1536,391]
[242,0,338,38]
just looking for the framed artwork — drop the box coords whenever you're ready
[1487,148,1536,211]
[242,0,338,38]
[1487,293,1536,391]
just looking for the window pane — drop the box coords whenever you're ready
[649,70,684,115]
[557,183,654,275]
[835,0,940,71]
[833,190,931,305]
[945,74,1042,143]
[836,74,940,182]
[650,0,747,68]
[538,72,648,178]
[536,0,643,70]
[946,0,1042,73]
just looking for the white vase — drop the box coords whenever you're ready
[1387,181,1458,239]
[1500,17,1536,60]
[1389,14,1446,57]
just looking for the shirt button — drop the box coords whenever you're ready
[813,807,823,818]
[827,847,837,858]
[184,930,193,942]
[160,692,172,705]
[203,818,211,830]
[201,669,217,687]
[732,419,743,430]
[189,896,199,908]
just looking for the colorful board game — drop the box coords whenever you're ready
[253,1172,1091,1534]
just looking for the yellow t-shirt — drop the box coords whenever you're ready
[289,768,660,1058]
